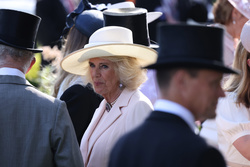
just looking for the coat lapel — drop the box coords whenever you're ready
[80,100,106,162]
[82,88,135,163]
[90,88,134,140]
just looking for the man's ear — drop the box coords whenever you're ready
[176,70,189,87]
[26,57,36,74]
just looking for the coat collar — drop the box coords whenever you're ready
[0,75,32,87]
[81,88,137,163]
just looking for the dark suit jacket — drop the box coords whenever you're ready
[108,111,226,167]
[60,84,103,144]
[0,75,83,167]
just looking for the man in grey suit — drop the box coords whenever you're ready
[0,9,84,167]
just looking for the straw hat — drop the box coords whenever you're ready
[61,26,157,75]
[228,0,250,19]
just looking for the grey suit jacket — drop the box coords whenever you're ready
[0,75,84,167]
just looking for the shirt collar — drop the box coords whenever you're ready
[0,67,26,79]
[154,99,196,131]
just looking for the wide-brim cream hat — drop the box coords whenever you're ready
[228,0,250,19]
[61,26,157,75]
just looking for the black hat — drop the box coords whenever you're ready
[0,9,42,53]
[61,0,103,39]
[146,23,238,74]
[75,10,103,38]
[103,8,158,48]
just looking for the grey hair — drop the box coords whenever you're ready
[0,44,34,72]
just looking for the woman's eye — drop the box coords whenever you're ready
[101,64,108,69]
[89,62,95,68]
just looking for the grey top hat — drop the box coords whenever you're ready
[146,23,238,74]
[0,9,42,53]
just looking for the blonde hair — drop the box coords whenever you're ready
[85,56,147,91]
[224,41,250,108]
[52,26,89,97]
[213,0,234,25]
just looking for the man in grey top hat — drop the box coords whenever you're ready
[108,23,238,167]
[0,9,84,167]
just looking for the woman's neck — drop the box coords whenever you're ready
[105,87,124,104]
[226,23,239,39]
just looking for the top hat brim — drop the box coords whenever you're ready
[61,43,157,75]
[106,2,162,23]
[0,39,42,53]
[147,12,162,23]
[0,9,42,53]
[145,58,239,74]
[149,23,239,74]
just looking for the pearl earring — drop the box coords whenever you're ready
[119,83,123,88]
[233,20,236,25]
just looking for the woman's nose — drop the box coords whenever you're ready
[92,68,101,77]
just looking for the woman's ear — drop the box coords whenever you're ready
[247,59,250,67]
[232,8,242,22]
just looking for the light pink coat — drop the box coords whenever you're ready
[80,88,153,167]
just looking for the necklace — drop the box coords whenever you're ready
[111,98,118,106]
[106,92,121,112]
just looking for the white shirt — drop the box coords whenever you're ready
[0,67,25,79]
[154,99,196,132]
[216,92,250,165]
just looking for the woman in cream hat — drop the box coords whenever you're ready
[61,26,157,167]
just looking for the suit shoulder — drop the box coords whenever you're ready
[196,146,226,167]
[26,86,64,106]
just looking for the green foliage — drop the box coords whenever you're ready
[26,64,56,96]
[37,65,57,95]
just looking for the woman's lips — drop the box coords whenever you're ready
[94,81,103,87]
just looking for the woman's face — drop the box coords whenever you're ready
[233,13,249,39]
[236,15,248,38]
[89,58,120,99]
